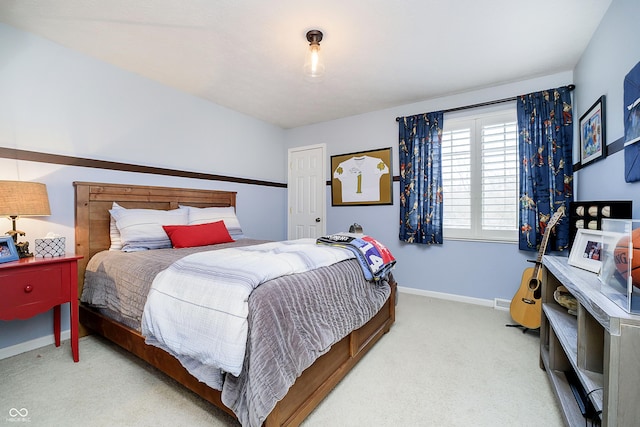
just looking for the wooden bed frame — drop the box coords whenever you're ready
[73,181,396,427]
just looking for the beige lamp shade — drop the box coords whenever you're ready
[0,181,51,217]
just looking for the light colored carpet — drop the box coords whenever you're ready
[0,293,563,426]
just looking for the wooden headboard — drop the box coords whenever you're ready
[73,181,237,296]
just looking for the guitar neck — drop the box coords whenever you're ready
[536,232,551,262]
[532,211,564,275]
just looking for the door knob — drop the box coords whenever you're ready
[315,218,321,222]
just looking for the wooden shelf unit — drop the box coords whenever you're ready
[541,255,640,427]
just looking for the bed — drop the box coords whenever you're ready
[74,181,396,427]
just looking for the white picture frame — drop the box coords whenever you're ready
[568,229,605,273]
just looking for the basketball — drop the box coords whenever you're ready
[613,227,640,288]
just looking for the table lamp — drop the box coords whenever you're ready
[0,181,51,258]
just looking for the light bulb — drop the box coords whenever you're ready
[304,31,325,80]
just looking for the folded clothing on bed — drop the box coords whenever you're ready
[316,233,396,281]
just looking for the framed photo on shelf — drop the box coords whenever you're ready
[579,95,606,167]
[331,147,392,206]
[0,236,19,264]
[568,229,605,273]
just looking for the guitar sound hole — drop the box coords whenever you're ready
[528,279,542,300]
[534,286,541,300]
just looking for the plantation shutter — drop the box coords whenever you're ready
[442,109,518,241]
[442,127,471,230]
[481,121,518,231]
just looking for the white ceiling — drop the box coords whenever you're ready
[0,0,612,129]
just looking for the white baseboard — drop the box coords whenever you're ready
[0,331,71,360]
[397,286,496,308]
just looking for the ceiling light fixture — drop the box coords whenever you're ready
[304,30,325,80]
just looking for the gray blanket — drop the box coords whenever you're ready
[81,240,390,426]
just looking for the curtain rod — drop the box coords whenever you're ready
[395,84,575,121]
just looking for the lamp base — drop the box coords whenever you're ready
[16,241,33,258]
[5,223,31,258]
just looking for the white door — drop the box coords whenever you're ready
[288,144,326,239]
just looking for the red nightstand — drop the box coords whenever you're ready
[0,254,83,362]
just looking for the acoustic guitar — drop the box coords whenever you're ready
[510,210,564,330]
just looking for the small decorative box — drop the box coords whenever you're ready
[34,237,66,258]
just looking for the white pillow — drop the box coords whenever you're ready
[109,202,124,251]
[110,206,188,252]
[181,206,245,239]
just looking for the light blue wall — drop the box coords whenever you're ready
[572,0,640,214]
[285,73,574,301]
[0,24,287,352]
[0,22,289,245]
[286,0,639,301]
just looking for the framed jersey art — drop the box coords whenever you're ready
[331,147,393,206]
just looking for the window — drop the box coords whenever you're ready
[441,107,518,242]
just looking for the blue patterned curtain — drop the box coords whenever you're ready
[398,112,444,244]
[517,86,573,251]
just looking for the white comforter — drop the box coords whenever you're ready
[141,239,353,380]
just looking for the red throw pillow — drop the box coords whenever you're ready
[162,221,234,248]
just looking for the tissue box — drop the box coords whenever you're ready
[34,237,66,258]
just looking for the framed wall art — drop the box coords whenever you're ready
[624,61,640,182]
[0,236,19,264]
[579,95,606,167]
[331,147,392,206]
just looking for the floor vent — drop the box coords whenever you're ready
[493,298,511,311]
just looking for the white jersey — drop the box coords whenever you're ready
[333,155,389,202]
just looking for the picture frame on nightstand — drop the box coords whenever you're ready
[0,236,19,263]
